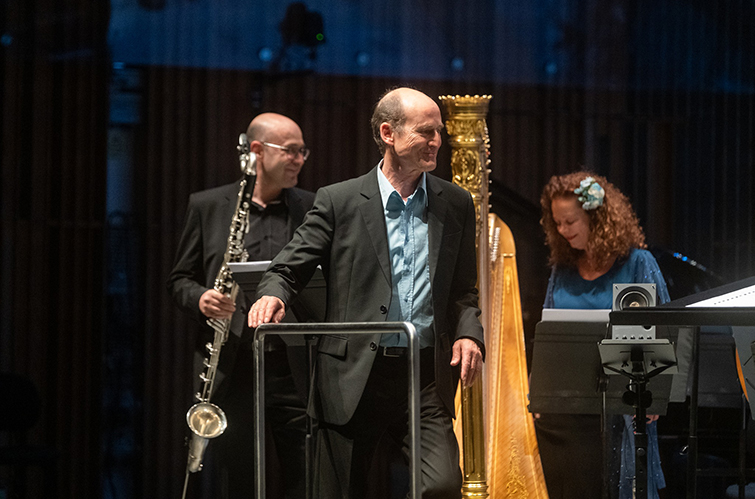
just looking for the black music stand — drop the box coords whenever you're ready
[228,261,326,326]
[610,303,755,499]
[227,261,326,499]
[529,319,674,416]
[598,339,677,499]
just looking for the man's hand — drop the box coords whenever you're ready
[450,338,483,388]
[199,289,236,319]
[248,296,286,328]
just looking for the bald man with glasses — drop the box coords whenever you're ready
[167,112,315,499]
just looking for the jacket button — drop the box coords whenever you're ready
[369,342,377,351]
[380,305,387,314]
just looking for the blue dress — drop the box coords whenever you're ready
[543,248,670,499]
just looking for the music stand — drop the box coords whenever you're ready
[529,317,674,416]
[610,300,755,499]
[598,339,677,499]
[228,261,326,326]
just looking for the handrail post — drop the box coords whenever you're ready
[253,327,266,499]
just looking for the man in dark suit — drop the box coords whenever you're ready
[167,112,315,499]
[249,88,484,498]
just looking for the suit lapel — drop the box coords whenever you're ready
[358,168,392,286]
[224,179,241,223]
[284,188,307,238]
[426,175,447,285]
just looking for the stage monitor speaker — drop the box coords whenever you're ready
[613,283,656,310]
[611,283,657,340]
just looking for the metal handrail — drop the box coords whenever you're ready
[253,321,421,499]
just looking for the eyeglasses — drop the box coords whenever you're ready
[261,142,310,161]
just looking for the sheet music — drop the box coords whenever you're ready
[227,260,272,273]
[540,308,610,323]
[686,283,755,307]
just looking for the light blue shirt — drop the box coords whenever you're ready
[377,164,434,348]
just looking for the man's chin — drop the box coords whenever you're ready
[422,161,438,172]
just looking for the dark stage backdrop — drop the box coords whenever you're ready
[2,1,754,498]
[1,0,110,497]
[135,68,755,499]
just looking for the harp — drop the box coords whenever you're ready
[440,95,549,498]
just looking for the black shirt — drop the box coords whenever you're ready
[244,197,290,262]
[243,194,291,351]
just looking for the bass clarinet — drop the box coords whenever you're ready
[182,134,257,497]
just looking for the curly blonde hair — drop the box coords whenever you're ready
[540,171,646,269]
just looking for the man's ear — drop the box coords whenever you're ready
[250,140,264,155]
[379,122,394,148]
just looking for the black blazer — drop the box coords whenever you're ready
[256,166,484,425]
[167,180,315,377]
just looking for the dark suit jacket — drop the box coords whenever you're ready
[256,166,484,425]
[167,179,315,380]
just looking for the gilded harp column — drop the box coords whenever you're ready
[441,95,549,499]
[440,94,491,499]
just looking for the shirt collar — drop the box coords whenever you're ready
[250,186,288,211]
[377,161,427,210]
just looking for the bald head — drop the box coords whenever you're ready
[246,113,302,144]
[371,88,439,155]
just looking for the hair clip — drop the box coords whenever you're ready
[573,176,605,210]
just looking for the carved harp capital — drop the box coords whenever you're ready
[439,95,492,242]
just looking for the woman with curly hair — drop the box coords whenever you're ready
[536,171,669,499]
